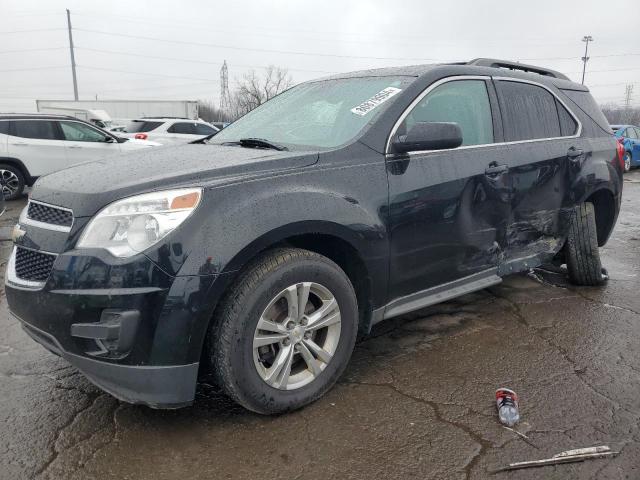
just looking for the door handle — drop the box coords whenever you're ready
[567,147,583,161]
[10,142,27,146]
[485,164,509,176]
[68,145,82,149]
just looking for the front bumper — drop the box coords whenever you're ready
[6,246,221,408]
[20,318,198,408]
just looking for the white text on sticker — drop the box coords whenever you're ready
[350,87,402,116]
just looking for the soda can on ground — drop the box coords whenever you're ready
[496,387,520,427]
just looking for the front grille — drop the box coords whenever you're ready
[27,201,73,227]
[15,247,56,282]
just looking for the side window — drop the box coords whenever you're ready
[0,121,9,135]
[167,122,197,134]
[195,124,216,135]
[12,120,59,140]
[635,128,640,138]
[556,100,578,136]
[628,128,638,139]
[400,80,494,147]
[497,81,561,141]
[60,121,109,142]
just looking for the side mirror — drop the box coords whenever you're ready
[104,136,115,143]
[392,122,463,153]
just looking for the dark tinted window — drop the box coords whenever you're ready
[560,89,611,133]
[401,79,494,146]
[195,124,216,135]
[167,122,197,134]
[498,81,560,141]
[13,120,59,140]
[0,121,9,135]
[556,100,578,136]
[124,120,163,133]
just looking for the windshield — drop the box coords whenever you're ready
[211,76,414,150]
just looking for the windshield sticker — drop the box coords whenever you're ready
[350,87,402,116]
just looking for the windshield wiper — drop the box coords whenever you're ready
[239,138,288,151]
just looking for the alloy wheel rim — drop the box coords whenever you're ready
[624,154,631,171]
[0,169,19,197]
[253,282,341,390]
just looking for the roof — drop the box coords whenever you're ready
[0,113,78,120]
[315,58,586,91]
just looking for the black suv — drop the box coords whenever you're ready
[6,59,623,413]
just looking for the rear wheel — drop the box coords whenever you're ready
[209,248,358,414]
[565,202,607,286]
[0,164,25,200]
[623,152,632,172]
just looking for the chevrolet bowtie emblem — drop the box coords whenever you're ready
[11,224,26,243]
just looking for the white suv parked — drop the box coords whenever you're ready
[0,114,159,200]
[121,117,218,145]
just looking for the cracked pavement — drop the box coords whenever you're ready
[2,171,640,479]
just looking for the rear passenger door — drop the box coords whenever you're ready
[6,120,68,177]
[630,128,640,162]
[493,79,581,268]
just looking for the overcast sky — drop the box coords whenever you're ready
[0,0,638,112]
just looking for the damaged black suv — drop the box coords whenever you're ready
[7,59,622,413]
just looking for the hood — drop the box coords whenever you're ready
[32,144,318,217]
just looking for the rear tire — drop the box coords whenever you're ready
[0,164,25,200]
[565,202,607,286]
[208,248,358,414]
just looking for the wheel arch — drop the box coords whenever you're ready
[222,221,375,335]
[584,187,618,247]
[0,157,35,185]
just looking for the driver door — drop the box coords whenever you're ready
[386,78,510,303]
[59,120,120,164]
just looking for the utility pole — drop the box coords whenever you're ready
[581,35,593,85]
[66,9,79,100]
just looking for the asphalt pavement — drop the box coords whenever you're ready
[1,171,640,479]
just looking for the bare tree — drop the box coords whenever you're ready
[601,103,640,126]
[230,66,293,119]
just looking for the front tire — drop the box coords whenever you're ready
[565,202,606,286]
[209,248,358,414]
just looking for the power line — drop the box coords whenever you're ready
[0,47,66,55]
[75,47,338,74]
[0,27,65,34]
[77,65,219,83]
[0,66,67,73]
[72,27,437,62]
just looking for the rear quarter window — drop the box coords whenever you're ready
[0,121,9,135]
[559,89,612,134]
[124,121,163,133]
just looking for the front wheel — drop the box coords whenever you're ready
[0,164,25,200]
[209,248,358,414]
[623,152,632,173]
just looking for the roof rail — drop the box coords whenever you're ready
[467,58,570,81]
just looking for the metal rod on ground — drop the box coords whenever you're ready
[66,9,79,100]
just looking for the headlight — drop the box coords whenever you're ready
[77,188,202,257]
